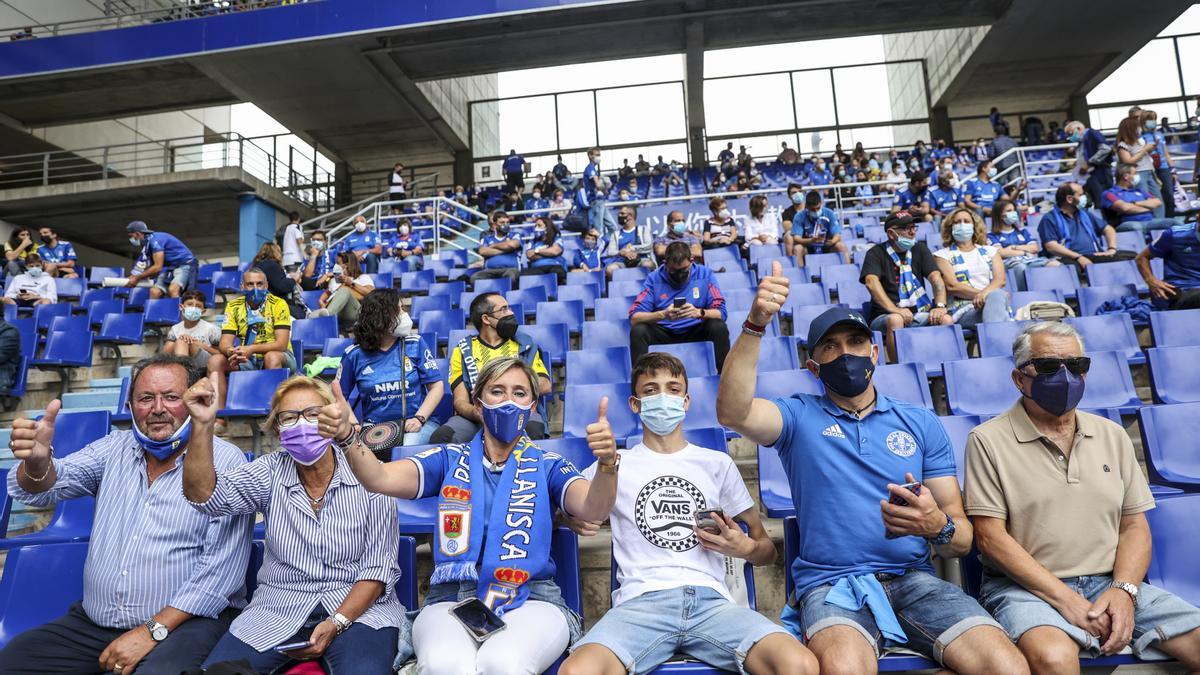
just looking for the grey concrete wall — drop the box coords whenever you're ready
[883,26,991,116]
[416,74,499,156]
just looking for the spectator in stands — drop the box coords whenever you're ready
[1065,120,1115,208]
[781,183,805,233]
[552,155,571,188]
[928,168,964,223]
[0,354,252,674]
[35,226,77,278]
[629,241,729,370]
[311,251,373,327]
[884,162,907,193]
[743,194,782,248]
[992,125,1018,175]
[963,159,1005,218]
[219,267,297,385]
[549,187,571,220]
[1141,110,1177,219]
[389,162,406,200]
[634,154,651,176]
[522,217,568,283]
[0,312,17,394]
[338,289,443,454]
[718,142,736,173]
[1040,183,1136,269]
[1102,164,1176,237]
[617,187,634,203]
[182,373,405,673]
[474,210,522,283]
[654,210,703,262]
[561,352,818,675]
[989,199,1058,291]
[503,150,526,191]
[1115,117,1164,219]
[933,207,1010,329]
[502,190,525,220]
[778,141,799,164]
[339,215,382,274]
[252,242,305,320]
[932,154,960,190]
[583,147,618,240]
[1,253,56,308]
[809,158,833,188]
[165,291,224,425]
[854,170,877,206]
[973,137,990,164]
[702,197,740,250]
[432,293,552,444]
[862,211,954,361]
[525,186,550,219]
[604,204,656,278]
[331,355,615,675]
[2,227,37,278]
[280,211,305,272]
[388,218,425,270]
[787,191,847,265]
[301,229,335,291]
[573,228,605,274]
[1137,220,1200,310]
[716,304,1027,675]
[126,221,199,299]
[967,321,1200,668]
[893,170,932,222]
[989,106,1004,130]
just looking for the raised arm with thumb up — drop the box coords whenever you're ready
[585,396,617,466]
[318,375,357,442]
[748,260,791,326]
[11,399,59,489]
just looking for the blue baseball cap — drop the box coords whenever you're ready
[807,306,871,348]
[126,220,151,234]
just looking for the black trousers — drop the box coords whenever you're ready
[1060,250,1138,267]
[629,319,731,372]
[1170,289,1200,310]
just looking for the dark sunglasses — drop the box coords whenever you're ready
[1018,357,1091,376]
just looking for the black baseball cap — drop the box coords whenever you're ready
[807,306,871,348]
[883,211,915,231]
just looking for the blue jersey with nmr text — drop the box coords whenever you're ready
[145,232,195,268]
[1148,224,1200,291]
[337,335,442,425]
[339,231,380,254]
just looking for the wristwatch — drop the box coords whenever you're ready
[330,612,353,635]
[1111,581,1139,609]
[597,453,621,474]
[933,302,947,309]
[927,513,956,546]
[145,619,169,642]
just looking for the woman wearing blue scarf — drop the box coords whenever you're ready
[327,356,619,674]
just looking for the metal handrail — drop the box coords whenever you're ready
[0,0,314,39]
[322,196,489,263]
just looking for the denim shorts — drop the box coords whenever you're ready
[237,350,298,373]
[154,261,195,293]
[787,570,1003,664]
[979,573,1200,659]
[573,586,789,675]
[869,311,932,332]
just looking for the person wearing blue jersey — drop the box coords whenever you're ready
[126,220,198,299]
[787,191,847,264]
[892,171,932,222]
[716,301,1028,675]
[583,147,618,241]
[629,242,729,371]
[474,210,523,283]
[573,229,605,273]
[1101,164,1175,238]
[1137,220,1200,310]
[521,217,568,283]
[387,219,425,271]
[338,289,443,455]
[1141,109,1177,218]
[717,142,736,173]
[927,170,963,223]
[988,199,1059,291]
[963,160,1006,218]
[338,216,382,274]
[301,230,337,291]
[503,149,526,192]
[35,226,78,278]
[525,188,550,218]
[1039,183,1135,269]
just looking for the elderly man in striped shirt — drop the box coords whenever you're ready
[0,353,253,675]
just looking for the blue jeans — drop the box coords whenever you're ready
[785,570,1003,664]
[574,586,789,675]
[590,197,618,242]
[951,289,1010,329]
[1116,217,1176,238]
[980,572,1200,659]
[1004,255,1054,291]
[1139,169,1165,219]
[203,612,400,675]
[1157,166,1177,217]
[403,419,438,446]
[360,252,380,274]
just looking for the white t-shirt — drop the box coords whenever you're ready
[743,214,781,241]
[4,273,56,302]
[390,171,406,195]
[166,319,221,346]
[934,245,996,291]
[1118,139,1154,173]
[329,273,373,294]
[281,223,304,266]
[583,443,755,607]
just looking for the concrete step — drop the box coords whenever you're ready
[89,378,125,389]
[61,390,121,410]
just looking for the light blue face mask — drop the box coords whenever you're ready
[895,236,917,251]
[1003,210,1019,226]
[636,393,687,436]
[1145,120,1157,131]
[951,223,975,243]
[1130,173,1141,188]
[182,306,203,322]
[987,167,998,178]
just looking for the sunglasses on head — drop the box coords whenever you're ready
[1018,357,1091,376]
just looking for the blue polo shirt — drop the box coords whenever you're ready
[144,232,195,268]
[791,207,841,239]
[38,240,76,264]
[339,231,380,254]
[809,169,833,186]
[772,393,955,600]
[388,231,424,255]
[965,178,1004,209]
[1102,186,1152,224]
[1038,207,1105,257]
[480,232,521,269]
[583,162,601,200]
[1148,224,1200,291]
[503,155,525,174]
[630,263,727,332]
[528,235,566,269]
[338,335,443,424]
[928,187,962,214]
[895,186,928,210]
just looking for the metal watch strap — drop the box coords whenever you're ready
[928,513,955,546]
[331,612,352,634]
[145,619,168,642]
[1111,581,1139,608]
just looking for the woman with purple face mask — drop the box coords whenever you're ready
[181,374,407,673]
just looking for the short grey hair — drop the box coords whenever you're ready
[471,356,539,403]
[1012,322,1085,365]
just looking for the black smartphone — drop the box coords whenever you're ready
[885,482,922,540]
[272,640,311,653]
[673,298,686,309]
[450,598,507,642]
[695,508,725,534]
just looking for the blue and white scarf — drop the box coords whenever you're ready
[887,246,931,312]
[430,434,551,616]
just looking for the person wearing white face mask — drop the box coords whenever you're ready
[987,199,1059,291]
[559,352,817,675]
[1115,116,1164,219]
[702,197,740,250]
[340,215,383,274]
[932,208,1010,329]
[1,253,56,307]
[336,289,443,455]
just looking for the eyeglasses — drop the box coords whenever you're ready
[485,305,513,316]
[1018,357,1091,376]
[276,406,323,428]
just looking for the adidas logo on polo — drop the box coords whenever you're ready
[362,366,374,375]
[822,424,846,439]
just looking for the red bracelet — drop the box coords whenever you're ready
[742,319,766,337]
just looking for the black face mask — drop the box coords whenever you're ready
[496,224,510,236]
[39,235,53,245]
[668,266,691,287]
[617,213,629,226]
[495,315,519,341]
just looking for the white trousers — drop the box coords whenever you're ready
[412,601,570,675]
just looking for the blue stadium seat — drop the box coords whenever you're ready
[938,414,986,485]
[1148,346,1200,404]
[218,369,290,453]
[390,444,439,534]
[1149,308,1200,347]
[650,342,717,377]
[519,272,559,300]
[1138,403,1200,489]
[301,289,323,312]
[1085,259,1147,293]
[85,299,124,329]
[564,383,639,440]
[1114,230,1145,252]
[33,303,71,333]
[1145,493,1200,607]
[594,297,634,323]
[894,324,967,377]
[143,297,181,329]
[779,283,828,311]
[534,436,594,471]
[702,245,744,272]
[791,304,842,346]
[396,536,418,611]
[803,253,844,278]
[472,277,511,295]
[625,427,728,453]
[425,258,458,280]
[124,286,151,312]
[1077,284,1138,318]
[721,288,757,312]
[758,446,793,517]
[427,280,466,305]
[197,262,221,284]
[566,347,632,385]
[507,303,526,325]
[582,320,631,350]
[0,542,88,647]
[367,272,394,289]
[1026,265,1080,299]
[551,527,584,616]
[556,283,599,308]
[415,309,466,347]
[437,249,469,266]
[681,376,722,431]
[607,280,645,299]
[943,357,1018,417]
[566,270,606,294]
[611,267,650,283]
[77,287,116,309]
[9,318,33,360]
[976,320,1034,358]
[536,300,585,335]
[290,316,339,355]
[87,266,123,288]
[519,323,569,369]
[758,336,800,371]
[725,308,780,343]
[32,326,94,396]
[747,243,786,266]
[756,368,822,400]
[1008,290,1064,308]
[0,469,8,535]
[323,337,355,357]
[95,313,145,358]
[211,270,241,294]
[873,362,934,409]
[411,294,453,315]
[834,281,871,312]
[195,281,216,307]
[713,271,755,290]
[506,287,548,318]
[53,277,83,301]
[1066,314,1144,365]
[779,266,811,286]
[816,263,860,288]
[1076,350,1141,414]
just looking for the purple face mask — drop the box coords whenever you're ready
[278,420,330,466]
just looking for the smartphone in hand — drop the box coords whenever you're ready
[695,508,725,535]
[272,640,311,653]
[884,482,922,540]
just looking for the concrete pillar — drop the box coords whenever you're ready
[335,160,352,208]
[684,20,706,169]
[454,149,474,191]
[930,105,953,143]
[1068,94,1091,127]
[239,194,276,263]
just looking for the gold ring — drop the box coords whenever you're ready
[115,666,124,673]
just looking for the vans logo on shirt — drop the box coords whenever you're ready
[634,476,709,552]
[822,424,847,439]
[1103,464,1111,472]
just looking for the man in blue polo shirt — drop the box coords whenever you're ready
[502,149,526,191]
[786,191,847,264]
[125,221,198,299]
[1039,182,1136,269]
[628,241,729,371]
[1137,220,1200,310]
[581,146,617,241]
[1102,163,1176,237]
[892,171,931,222]
[473,210,522,283]
[962,160,1005,218]
[35,226,78,278]
[338,215,382,273]
[716,297,1027,675]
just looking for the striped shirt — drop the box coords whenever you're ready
[189,447,403,651]
[6,431,252,629]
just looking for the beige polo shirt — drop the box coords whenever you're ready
[964,401,1154,579]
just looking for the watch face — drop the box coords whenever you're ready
[151,625,168,641]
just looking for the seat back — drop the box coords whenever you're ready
[518,323,569,368]
[290,316,338,354]
[649,342,717,377]
[33,303,72,333]
[943,357,1018,417]
[98,313,144,343]
[976,320,1034,358]
[221,369,291,416]
[1084,259,1141,289]
[936,414,986,486]
[124,286,151,311]
[323,337,355,357]
[1145,493,1200,607]
[781,283,829,309]
[873,362,934,408]
[803,253,844,277]
[211,270,242,293]
[506,287,547,317]
[564,382,639,439]
[53,277,84,300]
[1026,265,1081,295]
[1148,346,1200,404]
[834,281,871,312]
[39,328,93,366]
[551,528,583,614]
[10,318,35,359]
[416,309,466,345]
[86,299,125,328]
[681,376,722,430]
[49,410,112,457]
[566,347,631,385]
[427,281,467,304]
[894,324,967,377]
[1008,290,1064,309]
[1149,308,1200,348]
[87,266,124,287]
[519,273,559,300]
[555,283,599,308]
[817,263,860,287]
[472,277,511,295]
[606,280,645,299]
[1076,284,1138,317]
[400,270,437,293]
[1138,403,1200,488]
[1066,314,1142,362]
[790,304,841,345]
[594,297,634,323]
[143,297,181,327]
[758,336,800,372]
[535,300,585,334]
[581,320,631,350]
[0,542,89,648]
[1076,350,1140,411]
[535,436,595,472]
[396,536,419,610]
[625,426,728,453]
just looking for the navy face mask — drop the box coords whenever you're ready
[816,353,874,397]
[244,288,267,308]
[1025,367,1086,416]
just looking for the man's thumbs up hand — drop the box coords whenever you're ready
[586,396,617,467]
[12,398,59,468]
[318,375,358,441]
[749,260,790,326]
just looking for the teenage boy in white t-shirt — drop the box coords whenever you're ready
[560,353,817,675]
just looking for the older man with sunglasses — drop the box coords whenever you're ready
[965,322,1200,672]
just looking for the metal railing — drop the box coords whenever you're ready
[0,131,336,209]
[321,195,490,264]
[1,0,316,40]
